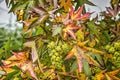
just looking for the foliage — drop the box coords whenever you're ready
[0,0,120,79]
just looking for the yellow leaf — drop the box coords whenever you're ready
[78,73,86,80]
[76,29,84,41]
[15,10,24,21]
[82,54,101,67]
[89,38,96,47]
[111,0,119,6]
[59,0,72,12]
[95,73,105,80]
[2,67,14,74]
[77,40,89,47]
[105,73,112,80]
[22,17,38,34]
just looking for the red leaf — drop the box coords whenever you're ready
[69,5,92,21]
[77,57,83,72]
[78,12,93,20]
[70,6,83,20]
[62,23,82,39]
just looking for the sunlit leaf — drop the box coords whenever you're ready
[24,41,38,63]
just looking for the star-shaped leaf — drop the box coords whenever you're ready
[106,3,120,17]
[65,45,101,73]
[62,23,82,39]
[70,6,92,21]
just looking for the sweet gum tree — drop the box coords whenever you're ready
[0,0,120,80]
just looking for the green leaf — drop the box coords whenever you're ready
[82,58,91,77]
[87,52,95,59]
[85,1,96,6]
[87,20,100,39]
[5,70,19,80]
[103,31,111,42]
[95,54,104,66]
[10,1,29,12]
[4,39,11,51]
[11,66,21,71]
[36,26,45,35]
[70,61,77,72]
[74,0,86,10]
[52,26,62,36]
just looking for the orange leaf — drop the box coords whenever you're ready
[7,51,29,61]
[107,69,120,76]
[64,47,75,60]
[70,6,83,20]
[62,23,82,39]
[69,6,92,21]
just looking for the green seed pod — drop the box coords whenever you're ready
[108,47,115,54]
[55,46,62,52]
[58,41,63,46]
[49,53,53,56]
[54,52,59,56]
[114,52,120,57]
[51,49,56,54]
[48,41,56,49]
[56,56,61,61]
[114,42,120,50]
[51,55,56,60]
[116,57,120,62]
[112,56,116,61]
[105,45,111,51]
